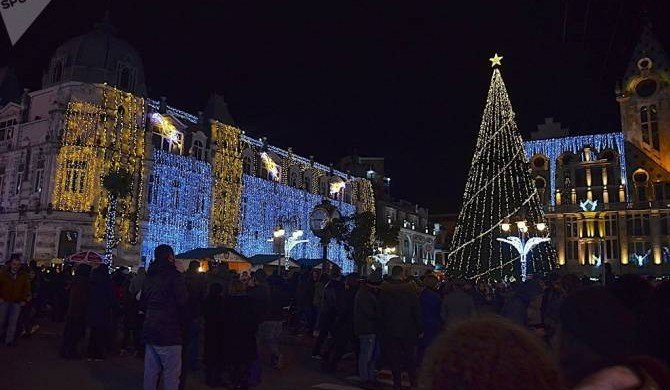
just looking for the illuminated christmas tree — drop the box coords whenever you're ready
[447,54,555,281]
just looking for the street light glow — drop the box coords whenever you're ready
[536,222,546,231]
[501,222,511,232]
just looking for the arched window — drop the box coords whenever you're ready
[532,155,547,170]
[52,60,63,83]
[633,169,649,201]
[289,169,300,188]
[243,156,252,175]
[192,140,204,160]
[319,177,329,196]
[117,65,135,91]
[403,237,411,261]
[304,174,312,193]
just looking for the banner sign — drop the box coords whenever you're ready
[1,0,51,45]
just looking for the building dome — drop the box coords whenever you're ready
[42,15,146,95]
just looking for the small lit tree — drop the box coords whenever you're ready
[102,169,133,264]
[334,211,376,274]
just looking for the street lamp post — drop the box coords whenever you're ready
[497,219,550,282]
[272,227,309,273]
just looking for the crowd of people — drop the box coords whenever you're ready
[1,245,670,390]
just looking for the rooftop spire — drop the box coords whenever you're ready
[623,22,669,83]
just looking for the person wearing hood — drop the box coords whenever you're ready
[221,280,260,390]
[354,269,382,387]
[61,263,91,359]
[86,264,116,361]
[419,273,443,363]
[140,245,188,390]
[379,266,422,390]
[441,279,476,328]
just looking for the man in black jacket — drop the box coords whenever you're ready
[140,245,188,390]
[312,267,344,358]
[379,266,422,390]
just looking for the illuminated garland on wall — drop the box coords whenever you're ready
[447,67,555,280]
[210,121,243,247]
[95,87,146,246]
[52,102,105,212]
[52,86,146,248]
[142,149,212,262]
[524,132,629,205]
[237,174,356,273]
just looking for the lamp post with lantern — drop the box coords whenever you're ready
[373,246,397,274]
[272,227,309,273]
[497,218,551,282]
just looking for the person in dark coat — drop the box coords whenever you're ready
[222,280,260,390]
[418,274,443,363]
[86,264,115,360]
[202,282,224,387]
[354,269,382,386]
[312,267,344,358]
[61,263,91,359]
[323,273,359,372]
[379,266,422,390]
[140,245,188,390]
[180,260,207,389]
[441,279,476,328]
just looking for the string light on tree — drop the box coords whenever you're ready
[447,55,555,280]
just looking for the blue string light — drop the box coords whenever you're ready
[524,132,629,205]
[142,150,213,263]
[237,174,355,273]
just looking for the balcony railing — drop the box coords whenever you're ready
[545,200,670,214]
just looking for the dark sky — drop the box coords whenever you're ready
[2,0,669,213]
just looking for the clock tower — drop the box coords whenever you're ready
[616,23,670,178]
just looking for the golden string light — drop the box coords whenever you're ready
[52,86,145,248]
[210,121,243,247]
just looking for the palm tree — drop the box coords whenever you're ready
[102,169,134,264]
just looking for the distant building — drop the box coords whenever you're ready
[524,24,670,275]
[430,213,458,267]
[340,155,437,269]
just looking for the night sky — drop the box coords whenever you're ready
[1,0,669,213]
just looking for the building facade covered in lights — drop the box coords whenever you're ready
[524,25,670,275]
[0,19,374,272]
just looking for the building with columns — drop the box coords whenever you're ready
[524,24,670,276]
[0,18,374,272]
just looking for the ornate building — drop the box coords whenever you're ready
[524,24,670,276]
[0,19,373,272]
[339,155,437,270]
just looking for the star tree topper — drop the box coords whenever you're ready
[489,53,503,67]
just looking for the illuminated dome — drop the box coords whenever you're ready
[42,14,146,95]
